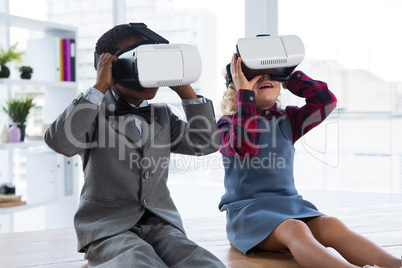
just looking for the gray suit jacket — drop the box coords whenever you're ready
[45,90,220,252]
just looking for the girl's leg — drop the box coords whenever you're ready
[255,219,358,268]
[306,216,401,268]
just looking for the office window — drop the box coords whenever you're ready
[278,0,402,208]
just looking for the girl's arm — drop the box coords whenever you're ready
[218,89,260,157]
[218,54,263,158]
[284,71,337,144]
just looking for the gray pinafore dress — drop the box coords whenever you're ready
[219,114,324,255]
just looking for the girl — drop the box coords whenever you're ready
[217,53,401,268]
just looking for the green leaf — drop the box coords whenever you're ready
[0,42,25,65]
[1,96,36,125]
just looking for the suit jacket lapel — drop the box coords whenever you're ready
[104,91,143,147]
[142,104,161,149]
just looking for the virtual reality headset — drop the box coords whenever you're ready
[94,23,202,91]
[226,34,305,87]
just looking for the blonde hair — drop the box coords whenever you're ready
[220,82,237,116]
[220,81,282,116]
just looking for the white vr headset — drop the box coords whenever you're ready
[94,23,201,91]
[226,34,305,87]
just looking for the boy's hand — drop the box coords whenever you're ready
[170,84,198,99]
[231,53,261,91]
[93,53,118,94]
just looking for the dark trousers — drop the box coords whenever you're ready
[85,211,226,268]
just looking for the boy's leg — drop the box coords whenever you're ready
[306,216,401,268]
[144,217,226,268]
[84,230,168,268]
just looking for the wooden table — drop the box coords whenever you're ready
[1,203,401,267]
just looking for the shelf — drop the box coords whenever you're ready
[0,10,79,230]
[0,195,78,215]
[0,140,45,150]
[0,78,76,89]
[0,12,77,38]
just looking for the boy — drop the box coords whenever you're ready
[45,23,224,267]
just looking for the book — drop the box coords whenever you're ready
[25,37,61,81]
[60,38,64,81]
[0,194,26,208]
[70,39,76,82]
[0,194,22,202]
[0,200,26,208]
[62,38,71,81]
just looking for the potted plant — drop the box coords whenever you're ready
[0,43,24,78]
[19,66,33,79]
[1,96,35,141]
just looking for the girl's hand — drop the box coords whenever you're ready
[230,53,261,91]
[93,53,118,94]
[281,70,296,89]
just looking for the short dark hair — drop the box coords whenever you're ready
[95,24,141,55]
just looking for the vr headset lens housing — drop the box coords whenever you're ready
[226,35,305,87]
[113,43,202,91]
[111,40,154,91]
[94,23,202,91]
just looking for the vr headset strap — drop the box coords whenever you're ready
[94,23,170,70]
[128,23,169,44]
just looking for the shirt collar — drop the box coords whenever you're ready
[111,89,149,108]
[256,103,286,118]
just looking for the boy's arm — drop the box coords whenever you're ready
[44,91,101,157]
[45,53,117,157]
[284,71,338,144]
[168,85,221,156]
